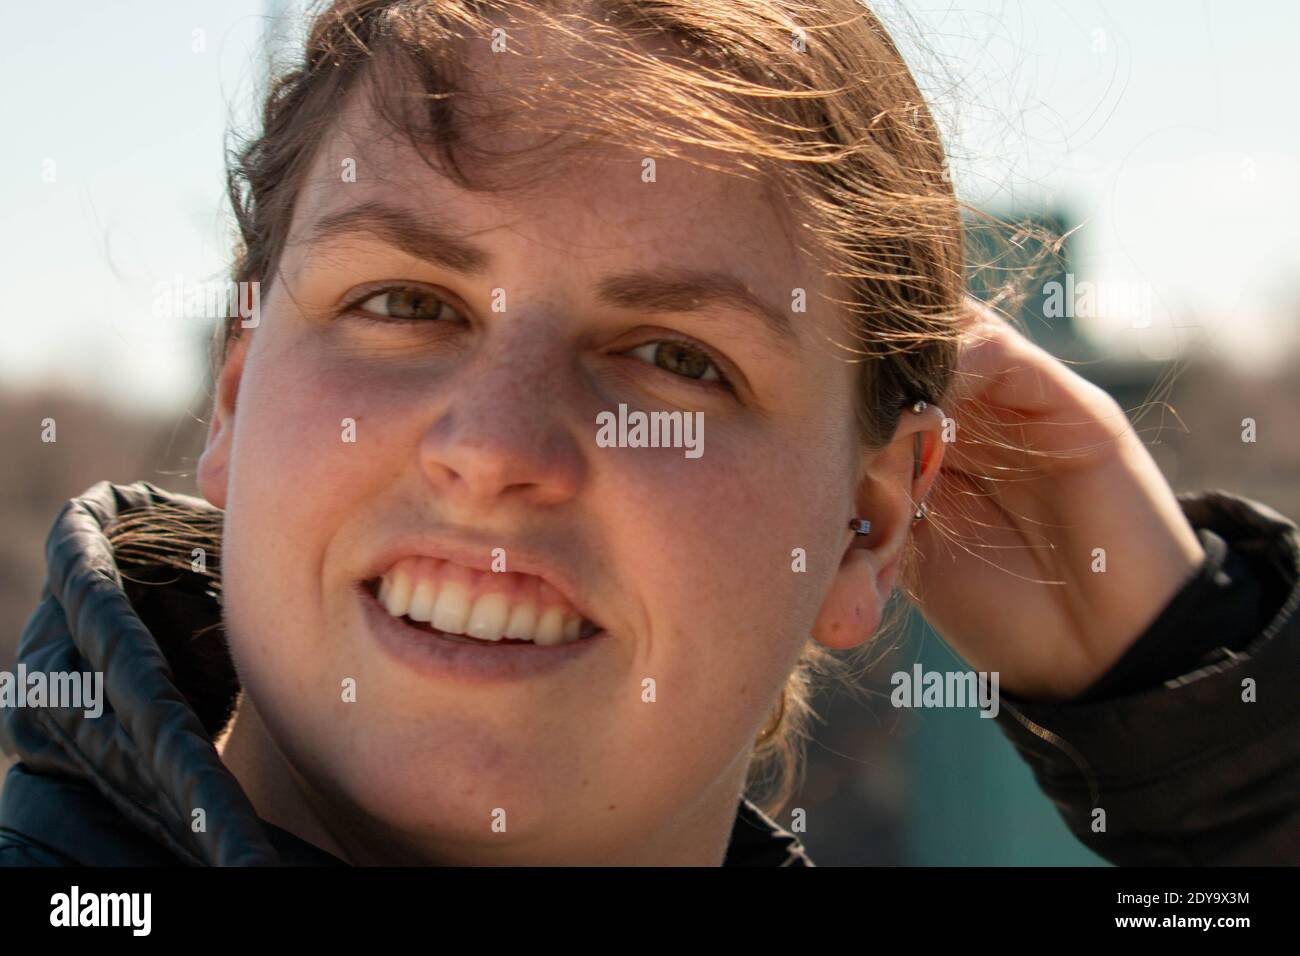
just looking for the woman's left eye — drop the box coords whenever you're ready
[351,288,463,322]
[626,340,725,384]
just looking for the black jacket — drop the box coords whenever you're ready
[1,481,1297,865]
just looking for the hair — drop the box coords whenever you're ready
[116,0,997,819]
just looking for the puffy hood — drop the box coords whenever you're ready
[0,481,812,866]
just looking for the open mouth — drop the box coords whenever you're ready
[363,556,601,647]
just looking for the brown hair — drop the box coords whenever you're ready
[137,0,977,817]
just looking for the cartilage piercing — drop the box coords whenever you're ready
[858,399,929,534]
[911,399,927,479]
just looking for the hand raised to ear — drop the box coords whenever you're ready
[908,299,1204,701]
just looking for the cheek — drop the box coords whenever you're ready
[216,328,436,794]
[228,333,406,509]
[595,422,847,738]
[219,330,411,674]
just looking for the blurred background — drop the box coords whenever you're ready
[2,0,1297,865]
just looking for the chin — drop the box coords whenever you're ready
[316,718,588,837]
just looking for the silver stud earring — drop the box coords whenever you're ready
[848,517,872,535]
[909,400,930,481]
[913,501,929,521]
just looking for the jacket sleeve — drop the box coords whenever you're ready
[991,490,1300,865]
[0,831,80,866]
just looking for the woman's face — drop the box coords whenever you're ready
[199,80,883,864]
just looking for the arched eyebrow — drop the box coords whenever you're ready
[595,270,794,345]
[304,200,797,346]
[308,200,491,276]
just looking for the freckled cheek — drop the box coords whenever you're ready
[602,453,805,666]
[232,350,409,507]
[222,350,413,629]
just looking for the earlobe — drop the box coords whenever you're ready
[196,332,249,510]
[811,548,886,650]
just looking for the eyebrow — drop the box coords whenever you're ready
[305,201,797,344]
[308,200,492,276]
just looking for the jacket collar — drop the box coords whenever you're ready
[1,481,812,866]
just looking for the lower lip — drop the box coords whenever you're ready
[358,583,608,682]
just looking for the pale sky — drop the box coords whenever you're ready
[2,0,1297,413]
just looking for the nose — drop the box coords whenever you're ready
[417,333,586,508]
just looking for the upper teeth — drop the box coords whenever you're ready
[376,557,590,646]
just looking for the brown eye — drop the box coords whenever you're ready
[628,340,722,383]
[356,288,460,322]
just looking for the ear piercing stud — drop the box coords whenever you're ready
[849,506,927,534]
[910,399,929,478]
[850,399,931,536]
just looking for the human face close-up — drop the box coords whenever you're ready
[196,63,930,865]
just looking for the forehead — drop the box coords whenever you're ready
[283,59,829,322]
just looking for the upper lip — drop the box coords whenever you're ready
[360,531,603,628]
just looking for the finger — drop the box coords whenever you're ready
[946,312,1082,417]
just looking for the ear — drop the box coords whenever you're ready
[196,329,252,510]
[810,403,947,650]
